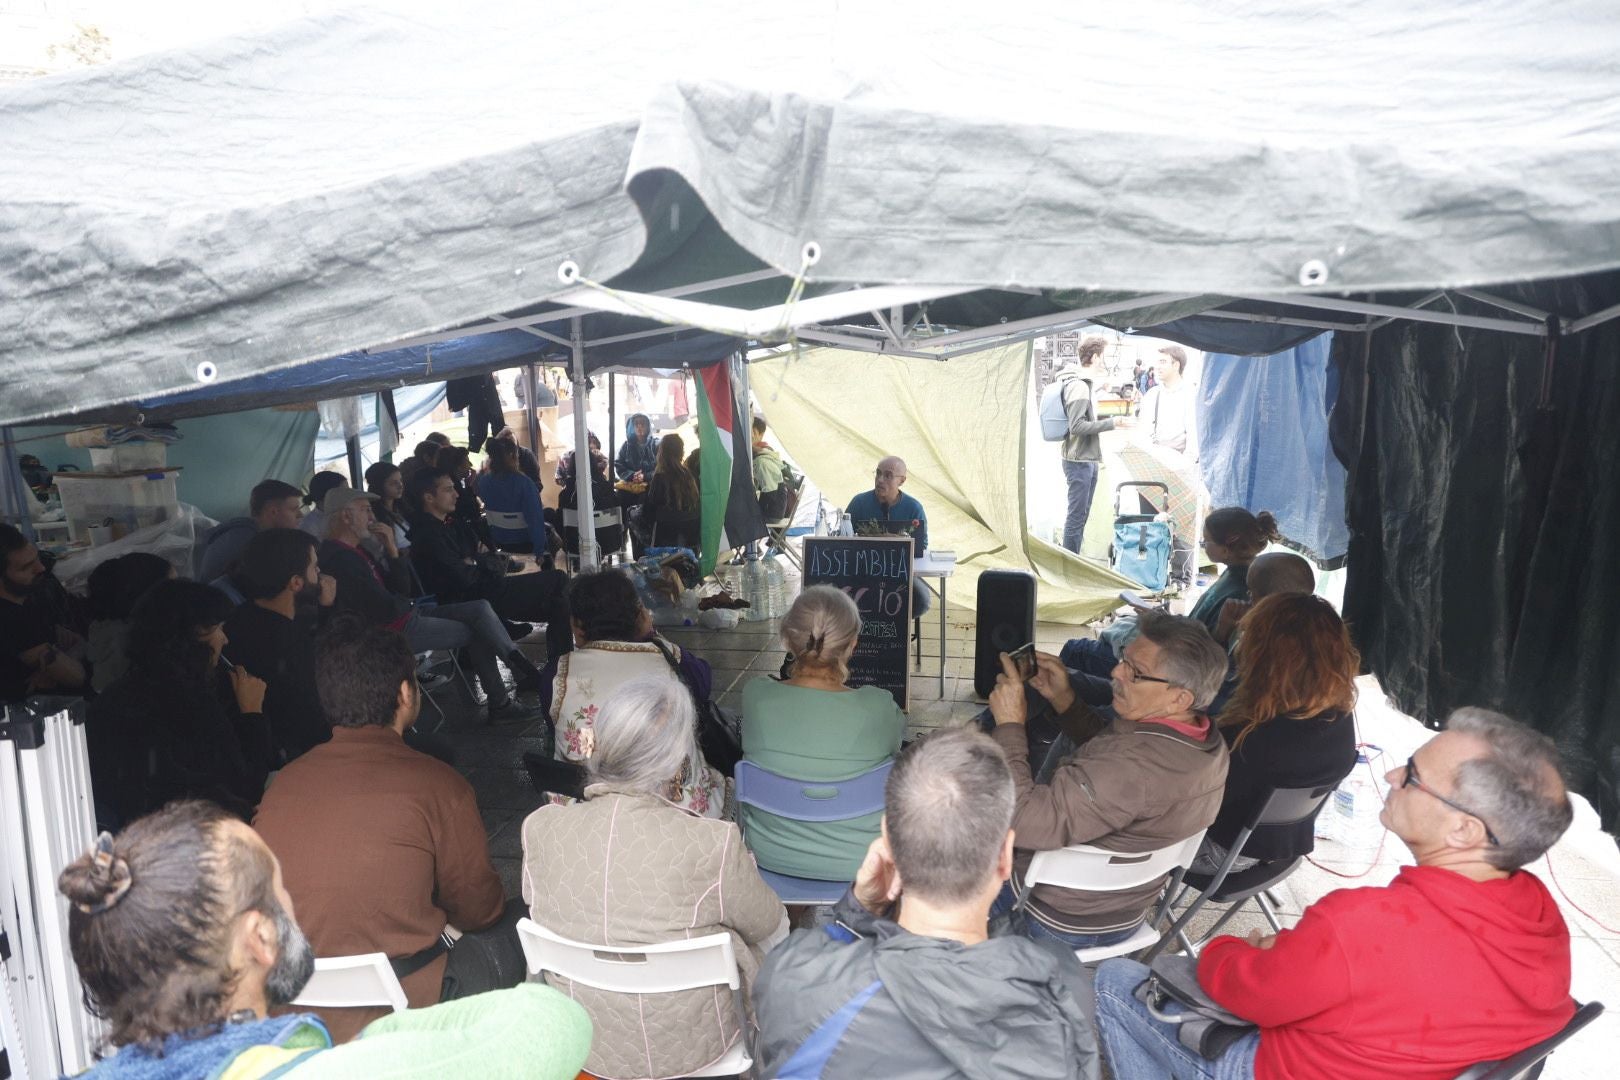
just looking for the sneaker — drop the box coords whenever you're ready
[417,670,452,691]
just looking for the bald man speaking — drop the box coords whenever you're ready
[845,456,933,615]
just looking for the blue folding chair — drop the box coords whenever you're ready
[734,760,893,905]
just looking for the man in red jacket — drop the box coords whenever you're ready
[1095,707,1576,1080]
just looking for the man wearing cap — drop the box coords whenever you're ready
[318,487,542,721]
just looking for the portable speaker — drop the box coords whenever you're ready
[974,569,1038,698]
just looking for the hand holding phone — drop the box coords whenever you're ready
[1008,642,1037,682]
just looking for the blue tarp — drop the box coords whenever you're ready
[41,327,738,426]
[1197,333,1349,565]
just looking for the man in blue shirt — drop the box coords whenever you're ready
[845,455,932,615]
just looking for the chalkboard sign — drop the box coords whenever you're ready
[801,535,913,709]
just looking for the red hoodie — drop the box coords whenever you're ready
[1199,865,1574,1079]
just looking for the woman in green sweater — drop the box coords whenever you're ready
[1192,506,1280,644]
[740,585,905,881]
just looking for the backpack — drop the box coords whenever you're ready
[1039,376,1078,441]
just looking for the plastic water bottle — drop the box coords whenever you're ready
[740,552,769,621]
[1329,752,1385,854]
[762,551,789,618]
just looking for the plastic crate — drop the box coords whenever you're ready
[54,469,180,541]
[87,443,168,473]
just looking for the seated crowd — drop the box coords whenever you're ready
[3,455,1589,1079]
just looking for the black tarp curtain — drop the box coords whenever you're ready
[1333,271,1620,834]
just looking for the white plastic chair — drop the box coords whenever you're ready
[486,509,528,533]
[290,952,409,1012]
[516,917,751,1078]
[1019,829,1207,963]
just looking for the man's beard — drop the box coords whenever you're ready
[264,903,316,1006]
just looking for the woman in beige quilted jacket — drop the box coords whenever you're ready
[522,676,789,1079]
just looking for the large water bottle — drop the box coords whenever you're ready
[1329,752,1385,854]
[762,551,789,619]
[740,552,769,621]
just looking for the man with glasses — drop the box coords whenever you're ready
[845,454,933,615]
[987,610,1230,949]
[1095,707,1577,1080]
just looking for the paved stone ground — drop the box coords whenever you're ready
[437,612,1619,1076]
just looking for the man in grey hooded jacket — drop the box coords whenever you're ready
[752,726,1101,1080]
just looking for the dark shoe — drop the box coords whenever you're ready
[506,649,545,694]
[486,696,542,724]
[503,620,535,642]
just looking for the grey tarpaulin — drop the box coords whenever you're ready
[4,1,1620,424]
[1334,271,1620,833]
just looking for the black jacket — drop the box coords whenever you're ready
[1208,708,1358,861]
[223,602,331,765]
[87,666,272,826]
[318,538,412,627]
[407,511,500,605]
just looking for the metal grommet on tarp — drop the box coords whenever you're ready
[801,241,821,267]
[195,361,218,383]
[1298,259,1329,288]
[557,260,580,285]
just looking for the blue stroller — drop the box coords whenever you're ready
[1110,481,1174,592]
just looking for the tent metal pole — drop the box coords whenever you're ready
[1564,300,1620,336]
[608,372,617,481]
[523,363,542,462]
[375,269,787,351]
[345,435,364,488]
[1194,309,1371,334]
[1231,293,1546,336]
[902,293,1204,351]
[570,317,598,570]
[1454,289,1552,321]
[1,426,35,541]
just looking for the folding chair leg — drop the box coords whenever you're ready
[1256,892,1284,933]
[418,679,446,733]
[1190,901,1247,950]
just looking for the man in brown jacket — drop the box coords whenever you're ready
[987,611,1230,949]
[255,617,522,1042]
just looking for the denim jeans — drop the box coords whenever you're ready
[1059,636,1117,679]
[1095,958,1261,1080]
[1062,458,1100,554]
[989,881,1143,951]
[405,600,512,704]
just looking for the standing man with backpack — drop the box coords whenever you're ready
[1044,337,1132,555]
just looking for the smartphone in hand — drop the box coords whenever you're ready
[1008,642,1037,682]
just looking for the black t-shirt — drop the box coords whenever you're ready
[223,602,331,764]
[0,596,51,703]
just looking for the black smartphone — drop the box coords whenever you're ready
[1008,642,1037,681]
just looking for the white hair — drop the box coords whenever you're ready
[587,676,701,797]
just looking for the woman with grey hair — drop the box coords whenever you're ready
[521,677,787,1080]
[739,585,906,880]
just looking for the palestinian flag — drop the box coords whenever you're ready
[694,355,766,574]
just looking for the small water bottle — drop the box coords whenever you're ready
[762,551,788,618]
[740,552,769,622]
[1330,752,1384,854]
[838,515,854,537]
[813,503,828,537]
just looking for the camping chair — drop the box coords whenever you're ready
[1017,830,1206,964]
[733,759,893,905]
[765,473,807,568]
[290,952,409,1013]
[1453,1001,1605,1080]
[485,509,533,553]
[516,917,752,1078]
[561,506,626,567]
[1141,783,1336,963]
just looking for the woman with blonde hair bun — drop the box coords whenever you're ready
[739,585,905,880]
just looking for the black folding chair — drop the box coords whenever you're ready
[1453,1001,1605,1080]
[1142,783,1336,963]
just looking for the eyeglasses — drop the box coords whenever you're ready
[874,469,904,482]
[1118,656,1173,686]
[1403,755,1500,846]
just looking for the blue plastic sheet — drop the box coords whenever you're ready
[1197,333,1348,565]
